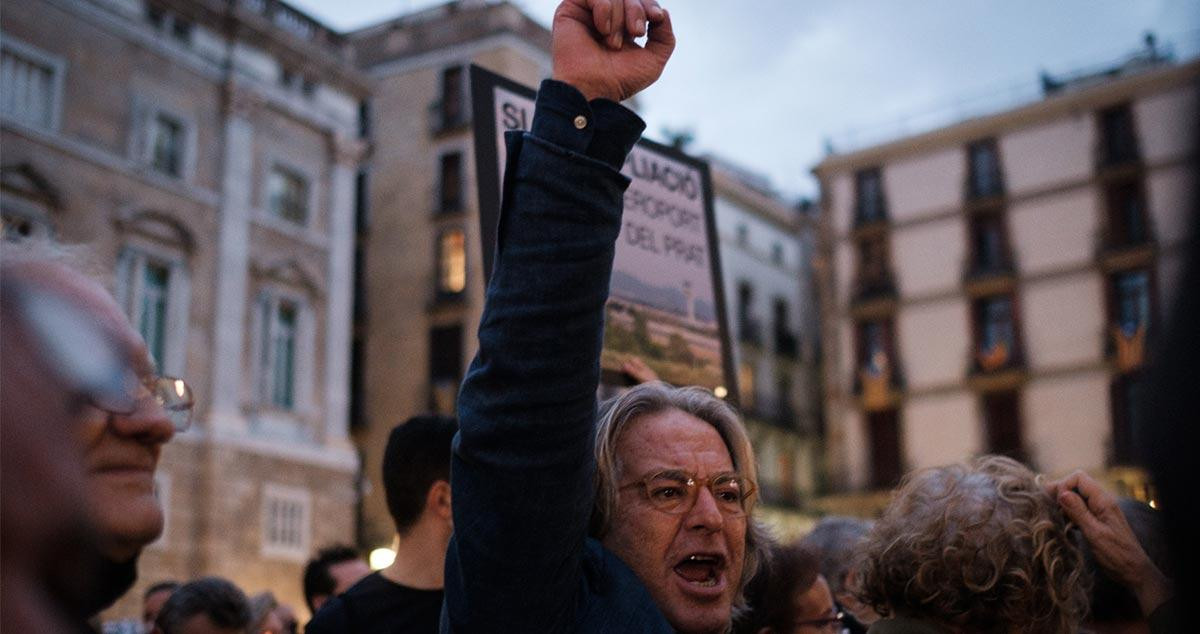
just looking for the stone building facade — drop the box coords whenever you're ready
[1,0,367,619]
[346,0,553,553]
[813,50,1198,508]
[709,157,823,534]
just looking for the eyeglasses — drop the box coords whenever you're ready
[619,469,756,516]
[794,611,846,633]
[3,276,195,431]
[79,374,195,431]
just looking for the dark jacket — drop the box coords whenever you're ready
[442,80,672,633]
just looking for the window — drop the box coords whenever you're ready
[0,37,64,131]
[736,223,748,246]
[737,282,760,344]
[261,484,311,560]
[268,165,309,225]
[436,228,466,296]
[1103,180,1149,248]
[982,390,1024,462]
[770,242,784,265]
[968,211,1009,275]
[429,325,462,414]
[854,168,886,224]
[855,234,892,299]
[439,65,465,129]
[138,261,170,366]
[1112,270,1151,335]
[967,139,1003,199]
[867,409,901,489]
[259,298,299,409]
[145,4,193,43]
[354,170,370,233]
[149,113,184,178]
[438,153,463,213]
[1110,374,1145,465]
[857,320,890,371]
[116,249,187,375]
[1099,104,1138,167]
[974,295,1018,371]
[773,298,798,358]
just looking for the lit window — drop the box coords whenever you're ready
[150,113,184,177]
[260,298,299,409]
[261,484,311,560]
[0,38,63,130]
[437,228,466,295]
[268,165,309,224]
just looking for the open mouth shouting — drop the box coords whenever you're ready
[672,553,728,596]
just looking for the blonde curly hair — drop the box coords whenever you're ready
[854,455,1091,634]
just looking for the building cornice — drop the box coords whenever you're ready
[814,59,1200,175]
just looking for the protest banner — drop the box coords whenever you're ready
[470,65,736,400]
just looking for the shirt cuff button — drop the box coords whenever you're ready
[573,115,588,130]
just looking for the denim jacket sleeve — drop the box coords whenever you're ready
[443,80,645,633]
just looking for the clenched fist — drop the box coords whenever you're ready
[551,0,675,102]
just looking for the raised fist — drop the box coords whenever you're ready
[551,0,675,102]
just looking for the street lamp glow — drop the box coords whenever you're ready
[713,386,728,399]
[369,547,396,570]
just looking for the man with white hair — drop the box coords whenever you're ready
[443,2,764,632]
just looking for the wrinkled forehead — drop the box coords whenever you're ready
[615,408,737,476]
[12,262,153,375]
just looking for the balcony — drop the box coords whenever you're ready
[963,258,1015,297]
[967,343,1026,392]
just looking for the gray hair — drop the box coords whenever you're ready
[800,516,874,595]
[590,381,769,605]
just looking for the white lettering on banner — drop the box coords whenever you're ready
[482,70,728,391]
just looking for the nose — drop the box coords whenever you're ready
[109,397,175,445]
[684,485,724,532]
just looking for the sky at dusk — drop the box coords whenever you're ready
[290,0,1200,199]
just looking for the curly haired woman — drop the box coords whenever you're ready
[854,456,1091,634]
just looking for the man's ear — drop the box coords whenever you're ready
[426,480,452,520]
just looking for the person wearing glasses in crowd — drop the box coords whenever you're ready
[736,541,845,634]
[443,1,768,632]
[0,240,194,631]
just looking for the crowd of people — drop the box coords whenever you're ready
[1,1,1193,633]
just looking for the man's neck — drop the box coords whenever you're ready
[378,520,448,591]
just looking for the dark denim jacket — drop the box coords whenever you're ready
[442,80,674,633]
